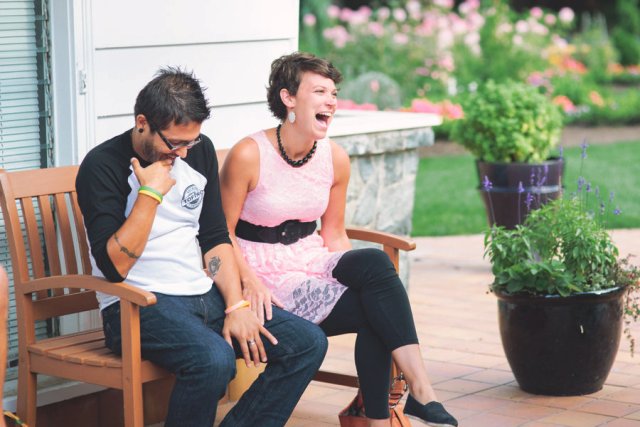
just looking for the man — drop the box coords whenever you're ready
[76,68,327,427]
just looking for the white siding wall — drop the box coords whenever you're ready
[88,0,299,152]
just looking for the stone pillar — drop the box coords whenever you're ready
[329,111,438,288]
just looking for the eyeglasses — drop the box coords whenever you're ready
[156,128,202,151]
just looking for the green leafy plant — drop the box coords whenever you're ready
[484,145,640,349]
[451,80,563,162]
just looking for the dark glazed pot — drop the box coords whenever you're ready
[496,286,625,396]
[477,157,564,229]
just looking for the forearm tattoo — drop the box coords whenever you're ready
[114,233,140,259]
[208,256,221,278]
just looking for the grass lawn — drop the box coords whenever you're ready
[412,140,640,236]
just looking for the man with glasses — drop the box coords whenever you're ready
[76,67,328,427]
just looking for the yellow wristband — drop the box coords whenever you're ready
[225,300,250,315]
[138,189,162,204]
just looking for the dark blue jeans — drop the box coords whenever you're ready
[102,285,327,427]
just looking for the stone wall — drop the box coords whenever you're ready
[333,127,435,287]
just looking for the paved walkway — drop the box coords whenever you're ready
[216,229,640,426]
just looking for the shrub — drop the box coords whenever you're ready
[339,71,403,110]
[451,81,563,162]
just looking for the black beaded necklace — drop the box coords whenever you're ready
[276,124,317,168]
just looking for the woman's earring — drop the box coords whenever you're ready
[288,111,296,124]
[138,128,144,133]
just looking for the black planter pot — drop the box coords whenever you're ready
[496,286,625,396]
[477,158,564,229]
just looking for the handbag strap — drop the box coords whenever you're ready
[389,372,408,409]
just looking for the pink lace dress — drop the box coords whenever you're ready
[236,130,347,324]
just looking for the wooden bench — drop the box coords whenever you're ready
[0,149,415,426]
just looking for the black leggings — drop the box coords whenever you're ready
[319,248,419,419]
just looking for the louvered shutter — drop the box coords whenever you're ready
[0,0,53,382]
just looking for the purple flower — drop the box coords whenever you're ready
[609,191,615,202]
[577,176,585,191]
[595,186,600,197]
[586,182,591,192]
[614,207,621,215]
[600,201,605,214]
[518,181,525,193]
[525,192,534,210]
[580,139,589,159]
[482,175,493,191]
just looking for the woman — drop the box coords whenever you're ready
[220,52,458,427]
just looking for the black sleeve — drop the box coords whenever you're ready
[192,136,232,254]
[76,147,131,282]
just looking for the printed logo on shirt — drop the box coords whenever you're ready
[181,184,205,209]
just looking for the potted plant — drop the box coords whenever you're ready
[452,80,565,228]
[484,164,640,395]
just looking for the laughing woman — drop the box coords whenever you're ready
[220,52,457,427]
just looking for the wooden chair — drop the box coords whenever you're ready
[1,265,8,427]
[0,150,416,425]
[0,165,170,427]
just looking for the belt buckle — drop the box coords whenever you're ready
[278,220,301,245]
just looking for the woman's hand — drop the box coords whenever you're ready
[241,272,284,325]
[222,308,278,367]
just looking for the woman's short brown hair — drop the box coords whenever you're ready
[267,52,342,121]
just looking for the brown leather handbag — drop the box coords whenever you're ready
[338,373,412,427]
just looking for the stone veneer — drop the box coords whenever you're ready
[329,110,438,287]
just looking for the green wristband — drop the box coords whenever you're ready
[138,185,163,203]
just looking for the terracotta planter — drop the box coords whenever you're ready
[495,286,625,396]
[477,157,564,229]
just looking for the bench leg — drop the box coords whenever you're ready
[227,360,265,401]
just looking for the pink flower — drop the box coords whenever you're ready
[544,14,557,25]
[377,7,390,21]
[406,0,422,20]
[303,14,316,27]
[530,7,544,19]
[441,101,464,119]
[339,8,354,23]
[327,5,340,19]
[393,8,407,22]
[496,22,513,35]
[515,20,529,34]
[409,99,441,114]
[338,99,378,111]
[393,33,409,45]
[559,7,575,23]
[322,26,350,48]
[433,0,454,9]
[553,95,577,113]
[367,22,384,37]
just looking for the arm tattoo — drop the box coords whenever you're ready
[208,256,221,278]
[114,233,140,259]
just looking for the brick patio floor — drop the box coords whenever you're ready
[215,229,640,427]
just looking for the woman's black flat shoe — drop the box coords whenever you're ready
[403,395,458,427]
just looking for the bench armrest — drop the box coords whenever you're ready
[345,226,416,252]
[23,275,157,306]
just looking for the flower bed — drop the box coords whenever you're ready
[300,0,640,128]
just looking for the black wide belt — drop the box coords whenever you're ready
[235,219,317,245]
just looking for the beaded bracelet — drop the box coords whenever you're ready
[138,185,163,204]
[225,299,250,315]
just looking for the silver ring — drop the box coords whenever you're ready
[247,339,256,346]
